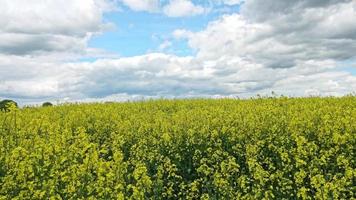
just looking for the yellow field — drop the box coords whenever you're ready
[0,97,355,199]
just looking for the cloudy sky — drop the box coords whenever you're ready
[1,0,356,105]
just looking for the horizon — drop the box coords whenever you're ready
[1,0,356,105]
[6,93,356,108]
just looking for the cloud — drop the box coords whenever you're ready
[211,0,243,6]
[240,0,352,22]
[119,0,243,17]
[1,52,355,105]
[175,1,356,68]
[120,0,160,12]
[0,0,114,56]
[223,0,243,5]
[1,0,356,104]
[163,0,206,17]
[0,33,89,55]
[170,0,356,96]
[0,53,220,100]
[158,40,173,51]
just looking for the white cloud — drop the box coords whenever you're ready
[0,53,213,100]
[212,0,243,6]
[120,0,160,12]
[119,0,240,17]
[1,0,356,104]
[158,40,173,51]
[0,0,114,55]
[176,1,356,67]
[170,0,356,96]
[224,0,243,5]
[163,0,206,17]
[173,29,192,39]
[1,52,355,105]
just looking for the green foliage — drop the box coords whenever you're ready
[0,97,355,199]
[0,99,18,112]
[42,102,53,107]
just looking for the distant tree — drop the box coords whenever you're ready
[0,99,18,112]
[42,102,53,107]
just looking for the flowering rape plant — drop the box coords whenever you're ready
[0,97,355,199]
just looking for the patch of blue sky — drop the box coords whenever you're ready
[88,3,240,57]
[336,59,356,75]
[345,67,356,75]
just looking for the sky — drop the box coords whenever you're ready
[0,0,356,105]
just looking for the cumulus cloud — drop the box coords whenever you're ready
[163,0,206,17]
[1,53,355,105]
[176,1,356,68]
[0,0,114,55]
[167,0,356,96]
[0,53,222,101]
[1,0,356,104]
[240,0,352,22]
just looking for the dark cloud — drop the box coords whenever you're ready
[0,34,88,55]
[241,0,352,22]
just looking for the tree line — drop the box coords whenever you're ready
[0,99,53,111]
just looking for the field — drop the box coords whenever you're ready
[0,97,355,199]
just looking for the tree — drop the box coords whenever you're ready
[42,102,53,107]
[0,99,18,112]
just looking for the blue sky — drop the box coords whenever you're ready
[89,2,241,57]
[0,0,355,104]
